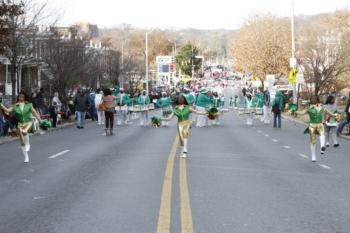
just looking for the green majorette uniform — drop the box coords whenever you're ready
[173,106,191,146]
[306,105,325,145]
[298,103,333,162]
[13,102,41,145]
[1,101,42,163]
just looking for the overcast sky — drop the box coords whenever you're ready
[39,0,350,29]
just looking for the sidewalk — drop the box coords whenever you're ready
[0,121,77,145]
[282,114,350,141]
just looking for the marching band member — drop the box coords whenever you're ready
[212,92,222,125]
[157,92,172,127]
[324,95,339,147]
[295,96,335,162]
[138,90,150,126]
[251,89,264,120]
[0,93,43,163]
[229,97,234,109]
[116,88,131,125]
[131,92,140,120]
[195,89,212,127]
[262,88,271,124]
[161,95,208,158]
[244,92,254,126]
[182,88,196,123]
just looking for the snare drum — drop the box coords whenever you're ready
[149,103,155,110]
[133,105,141,112]
[255,108,263,115]
[238,108,245,115]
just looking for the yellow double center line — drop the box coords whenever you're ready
[156,135,194,233]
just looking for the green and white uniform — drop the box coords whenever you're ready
[157,97,172,126]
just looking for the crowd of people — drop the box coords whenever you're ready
[233,86,350,162]
[1,82,350,163]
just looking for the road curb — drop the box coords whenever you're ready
[0,121,78,145]
[283,114,350,141]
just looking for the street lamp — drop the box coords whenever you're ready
[145,32,149,95]
[291,0,297,104]
[145,30,155,95]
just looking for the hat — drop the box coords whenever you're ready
[200,88,208,94]
[120,88,124,91]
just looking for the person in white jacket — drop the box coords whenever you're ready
[94,90,104,125]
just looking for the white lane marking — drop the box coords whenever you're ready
[299,153,308,159]
[264,134,269,137]
[258,130,263,133]
[33,196,46,200]
[319,164,331,169]
[49,150,70,159]
[283,146,291,149]
[272,139,278,142]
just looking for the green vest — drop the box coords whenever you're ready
[173,106,190,122]
[307,106,325,124]
[14,102,32,124]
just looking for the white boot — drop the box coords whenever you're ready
[22,146,29,163]
[332,133,339,147]
[182,139,188,158]
[25,135,30,152]
[320,135,326,154]
[310,144,316,162]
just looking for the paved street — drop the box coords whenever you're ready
[1,111,350,233]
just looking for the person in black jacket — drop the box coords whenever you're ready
[74,90,89,129]
[337,93,350,136]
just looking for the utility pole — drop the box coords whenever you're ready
[145,32,149,94]
[291,0,297,104]
[191,44,194,79]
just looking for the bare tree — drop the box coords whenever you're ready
[297,10,350,100]
[2,0,50,102]
[230,15,291,86]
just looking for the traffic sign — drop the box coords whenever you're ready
[288,68,297,83]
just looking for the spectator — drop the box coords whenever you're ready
[272,90,284,128]
[49,92,62,128]
[337,93,350,136]
[0,109,4,137]
[95,89,105,125]
[88,91,97,121]
[324,95,339,147]
[102,88,117,136]
[263,88,271,124]
[74,90,89,129]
